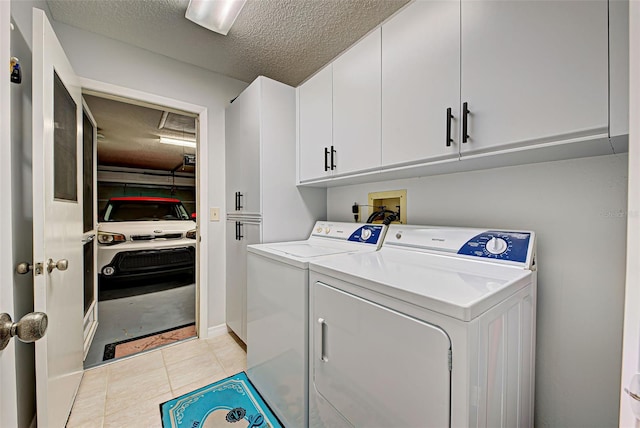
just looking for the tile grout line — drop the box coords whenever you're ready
[208,337,246,376]
[100,365,111,427]
[102,351,172,420]
[160,347,177,396]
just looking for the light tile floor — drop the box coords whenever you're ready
[67,333,246,428]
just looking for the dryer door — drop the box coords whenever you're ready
[312,282,452,427]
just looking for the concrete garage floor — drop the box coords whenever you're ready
[84,276,196,369]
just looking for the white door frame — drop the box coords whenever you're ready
[81,99,99,359]
[620,1,639,426]
[80,78,209,339]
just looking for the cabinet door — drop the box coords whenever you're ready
[225,220,245,341]
[382,0,460,167]
[460,0,608,155]
[225,80,261,215]
[299,65,333,182]
[225,220,261,343]
[312,282,451,427]
[333,28,381,176]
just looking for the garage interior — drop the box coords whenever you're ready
[83,94,198,368]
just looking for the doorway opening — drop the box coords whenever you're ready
[82,93,200,369]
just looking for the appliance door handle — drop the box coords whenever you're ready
[446,107,453,147]
[324,147,329,171]
[462,102,470,143]
[237,222,244,240]
[330,146,336,170]
[235,221,239,240]
[235,192,239,211]
[318,317,328,362]
[237,192,243,210]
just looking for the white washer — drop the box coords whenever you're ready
[308,225,537,428]
[246,221,387,428]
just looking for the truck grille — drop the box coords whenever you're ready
[131,233,183,241]
[111,247,195,276]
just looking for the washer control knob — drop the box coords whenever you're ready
[360,228,372,241]
[486,237,508,255]
[316,227,322,233]
[324,227,330,234]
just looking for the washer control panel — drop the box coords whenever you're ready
[347,225,385,245]
[310,222,386,246]
[457,231,531,263]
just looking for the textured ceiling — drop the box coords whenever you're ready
[46,0,410,86]
[84,94,196,173]
[57,0,409,173]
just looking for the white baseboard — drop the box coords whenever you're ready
[207,323,229,339]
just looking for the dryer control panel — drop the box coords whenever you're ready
[456,231,531,263]
[385,226,535,268]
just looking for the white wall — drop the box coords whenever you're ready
[10,1,249,334]
[327,153,628,427]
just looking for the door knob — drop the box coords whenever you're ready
[0,312,48,350]
[47,258,68,273]
[16,261,44,276]
[16,262,32,274]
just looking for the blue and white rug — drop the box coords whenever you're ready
[160,372,282,428]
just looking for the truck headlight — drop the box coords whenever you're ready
[97,231,126,245]
[186,229,197,240]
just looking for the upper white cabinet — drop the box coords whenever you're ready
[609,0,629,140]
[297,0,625,186]
[298,29,382,183]
[298,65,333,182]
[226,81,261,214]
[382,0,460,167]
[332,28,382,176]
[459,0,608,155]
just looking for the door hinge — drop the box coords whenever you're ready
[448,349,452,371]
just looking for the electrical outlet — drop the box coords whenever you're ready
[210,207,220,222]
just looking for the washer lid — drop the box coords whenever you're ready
[309,248,533,321]
[248,239,381,268]
[248,222,387,268]
[258,241,360,258]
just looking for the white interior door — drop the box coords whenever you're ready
[0,1,19,425]
[620,2,640,426]
[32,8,85,427]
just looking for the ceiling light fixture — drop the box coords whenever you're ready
[185,0,247,36]
[159,136,197,148]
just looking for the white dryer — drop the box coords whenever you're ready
[246,221,387,428]
[308,225,537,428]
